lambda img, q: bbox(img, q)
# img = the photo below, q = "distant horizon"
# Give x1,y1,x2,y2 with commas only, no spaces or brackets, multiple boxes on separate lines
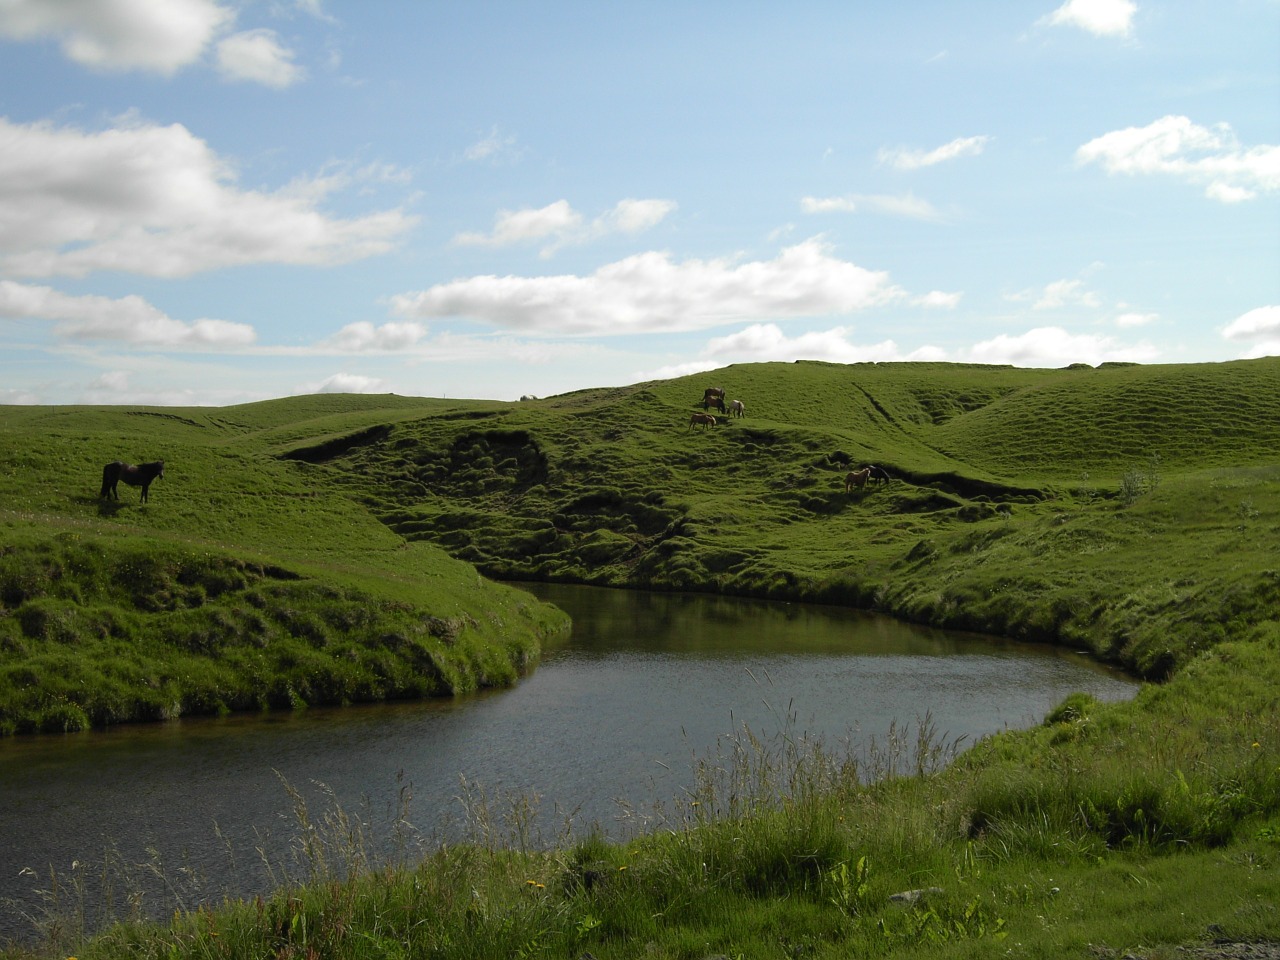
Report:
1,1,1277,407
5,353,1273,410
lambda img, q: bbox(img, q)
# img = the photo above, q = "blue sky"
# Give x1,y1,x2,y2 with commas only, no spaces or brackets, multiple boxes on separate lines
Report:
1,0,1277,406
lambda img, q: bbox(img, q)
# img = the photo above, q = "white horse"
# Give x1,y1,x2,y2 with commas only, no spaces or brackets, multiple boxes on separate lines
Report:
728,399,745,418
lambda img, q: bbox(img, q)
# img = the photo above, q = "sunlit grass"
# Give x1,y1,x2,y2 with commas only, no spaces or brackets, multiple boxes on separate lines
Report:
1,358,1278,956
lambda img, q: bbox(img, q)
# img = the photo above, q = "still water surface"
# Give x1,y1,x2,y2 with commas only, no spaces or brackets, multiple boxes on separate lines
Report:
0,584,1137,936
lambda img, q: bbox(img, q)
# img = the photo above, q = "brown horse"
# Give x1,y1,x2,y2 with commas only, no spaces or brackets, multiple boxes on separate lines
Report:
702,386,724,403
688,412,718,430
844,467,871,492
100,460,164,502
703,395,726,413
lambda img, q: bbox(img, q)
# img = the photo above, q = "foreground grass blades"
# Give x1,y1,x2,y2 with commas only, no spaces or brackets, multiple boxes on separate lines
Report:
1,359,1278,956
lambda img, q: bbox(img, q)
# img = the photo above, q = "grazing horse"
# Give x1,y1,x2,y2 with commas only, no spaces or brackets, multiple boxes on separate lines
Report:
867,464,891,485
702,386,725,404
727,399,745,418
844,467,871,492
688,412,718,430
703,395,726,413
100,460,164,503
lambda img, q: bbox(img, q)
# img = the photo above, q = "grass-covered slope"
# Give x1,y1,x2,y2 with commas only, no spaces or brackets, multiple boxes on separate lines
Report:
0,395,567,734
3,360,1279,958
296,358,1280,678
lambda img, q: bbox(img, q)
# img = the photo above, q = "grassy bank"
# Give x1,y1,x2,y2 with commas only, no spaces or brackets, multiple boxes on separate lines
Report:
2,358,1278,956
0,395,568,734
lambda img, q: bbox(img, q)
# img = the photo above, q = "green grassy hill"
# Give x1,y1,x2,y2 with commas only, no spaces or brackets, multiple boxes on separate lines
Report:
2,358,1279,958
3,358,1277,732
0,394,565,734
280,357,1279,678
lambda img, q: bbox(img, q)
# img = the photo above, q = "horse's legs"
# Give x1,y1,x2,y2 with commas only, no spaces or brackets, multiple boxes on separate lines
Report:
100,465,118,499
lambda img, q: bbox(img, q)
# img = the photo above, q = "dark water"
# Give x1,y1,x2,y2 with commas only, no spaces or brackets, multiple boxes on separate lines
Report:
0,584,1137,939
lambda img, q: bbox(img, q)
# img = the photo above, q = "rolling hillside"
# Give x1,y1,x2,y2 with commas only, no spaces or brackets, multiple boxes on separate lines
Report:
2,357,1277,736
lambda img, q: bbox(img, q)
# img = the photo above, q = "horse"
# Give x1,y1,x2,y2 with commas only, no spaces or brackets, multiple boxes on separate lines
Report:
702,386,725,403
844,467,871,492
867,464,891,485
100,460,165,502
727,399,745,418
703,395,726,413
688,413,718,430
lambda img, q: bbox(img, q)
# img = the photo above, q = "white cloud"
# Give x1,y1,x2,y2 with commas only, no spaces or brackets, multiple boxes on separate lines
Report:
963,326,1158,366
0,0,233,74
1042,0,1137,37
320,320,428,352
639,359,726,382
1222,305,1280,359
303,373,387,394
635,325,947,383
599,198,678,235
1115,311,1157,328
215,29,304,88
453,198,676,255
392,238,903,336
915,290,963,309
80,370,202,405
702,323,943,364
0,280,256,347
877,135,991,170
1032,279,1102,310
801,192,944,221
464,126,519,163
0,117,415,278
1076,115,1280,202
454,200,583,247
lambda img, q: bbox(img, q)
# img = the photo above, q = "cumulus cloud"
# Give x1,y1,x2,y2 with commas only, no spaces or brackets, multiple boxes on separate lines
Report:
0,0,233,74
1076,115,1280,202
453,198,676,256
703,323,944,364
800,192,943,221
963,326,1158,366
319,320,428,352
1222,305,1280,359
1042,0,1137,37
0,280,256,347
877,135,991,170
215,29,304,88
915,290,963,309
0,116,415,278
1032,279,1102,310
303,373,388,394
392,238,903,336
454,200,582,247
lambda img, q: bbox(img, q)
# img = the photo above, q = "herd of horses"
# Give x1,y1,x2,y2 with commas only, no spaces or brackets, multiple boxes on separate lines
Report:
99,459,164,503
689,386,892,494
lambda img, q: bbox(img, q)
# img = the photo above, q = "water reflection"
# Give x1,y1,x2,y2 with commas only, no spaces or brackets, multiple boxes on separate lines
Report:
0,584,1136,939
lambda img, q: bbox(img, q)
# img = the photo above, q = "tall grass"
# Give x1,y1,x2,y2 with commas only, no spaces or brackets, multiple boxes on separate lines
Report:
7,674,1275,958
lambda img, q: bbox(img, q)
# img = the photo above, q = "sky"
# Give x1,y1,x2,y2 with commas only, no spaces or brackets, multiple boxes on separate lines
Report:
0,0,1277,407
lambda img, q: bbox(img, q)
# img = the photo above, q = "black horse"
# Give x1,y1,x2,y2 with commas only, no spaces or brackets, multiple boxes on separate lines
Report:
866,464,892,486
100,460,165,502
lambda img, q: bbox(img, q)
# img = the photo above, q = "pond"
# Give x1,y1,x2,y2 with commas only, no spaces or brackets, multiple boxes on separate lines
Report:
0,584,1137,939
